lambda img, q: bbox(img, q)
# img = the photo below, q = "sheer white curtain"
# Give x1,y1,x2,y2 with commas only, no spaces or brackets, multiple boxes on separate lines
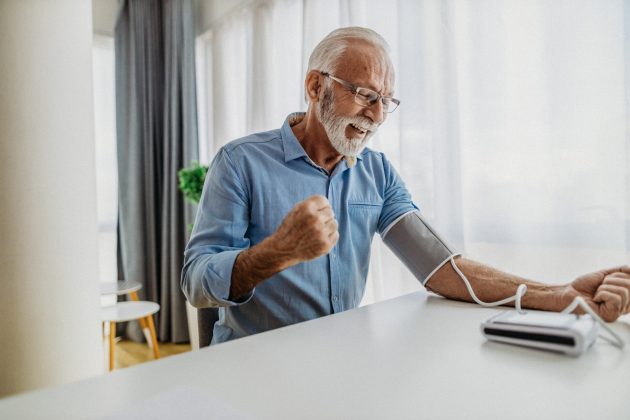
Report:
197,0,630,305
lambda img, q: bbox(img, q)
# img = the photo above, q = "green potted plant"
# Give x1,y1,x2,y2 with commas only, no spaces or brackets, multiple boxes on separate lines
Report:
178,161,208,205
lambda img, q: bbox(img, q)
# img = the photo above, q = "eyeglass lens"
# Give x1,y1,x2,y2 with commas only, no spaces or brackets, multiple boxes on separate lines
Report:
355,88,398,113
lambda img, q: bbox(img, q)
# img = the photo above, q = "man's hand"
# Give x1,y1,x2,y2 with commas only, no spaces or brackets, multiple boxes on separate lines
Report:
563,266,630,322
229,195,338,300
271,195,339,263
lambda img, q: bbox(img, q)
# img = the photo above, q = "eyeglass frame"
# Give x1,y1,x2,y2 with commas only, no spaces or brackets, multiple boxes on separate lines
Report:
319,71,400,114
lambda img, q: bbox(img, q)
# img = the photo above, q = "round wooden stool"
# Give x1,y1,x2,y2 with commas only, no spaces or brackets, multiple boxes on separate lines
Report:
100,281,160,371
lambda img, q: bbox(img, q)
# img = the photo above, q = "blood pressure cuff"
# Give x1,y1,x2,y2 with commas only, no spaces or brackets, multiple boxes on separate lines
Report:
381,211,460,285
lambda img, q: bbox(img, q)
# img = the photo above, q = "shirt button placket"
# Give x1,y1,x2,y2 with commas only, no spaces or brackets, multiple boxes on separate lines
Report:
327,180,339,312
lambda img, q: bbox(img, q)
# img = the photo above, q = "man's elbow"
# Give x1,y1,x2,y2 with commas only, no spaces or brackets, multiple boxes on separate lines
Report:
182,260,230,308
181,262,211,308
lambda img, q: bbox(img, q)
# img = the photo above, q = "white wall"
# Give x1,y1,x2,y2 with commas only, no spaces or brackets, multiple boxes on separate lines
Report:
0,0,103,397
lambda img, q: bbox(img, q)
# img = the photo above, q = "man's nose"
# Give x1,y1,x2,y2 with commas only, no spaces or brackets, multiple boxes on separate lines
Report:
364,99,386,125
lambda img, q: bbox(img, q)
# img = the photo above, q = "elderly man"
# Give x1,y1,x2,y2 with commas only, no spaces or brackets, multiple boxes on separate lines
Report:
182,27,630,345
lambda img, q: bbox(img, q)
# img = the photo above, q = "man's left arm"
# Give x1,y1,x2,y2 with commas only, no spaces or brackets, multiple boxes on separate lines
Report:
374,154,630,322
426,257,630,322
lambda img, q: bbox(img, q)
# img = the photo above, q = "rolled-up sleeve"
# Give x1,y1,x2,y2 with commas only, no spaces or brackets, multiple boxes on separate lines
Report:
181,148,254,308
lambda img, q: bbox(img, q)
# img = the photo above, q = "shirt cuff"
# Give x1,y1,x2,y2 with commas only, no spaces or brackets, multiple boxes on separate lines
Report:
202,249,255,306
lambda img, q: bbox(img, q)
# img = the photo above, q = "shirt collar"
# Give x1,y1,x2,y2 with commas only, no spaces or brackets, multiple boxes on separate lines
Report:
281,112,365,163
281,113,309,162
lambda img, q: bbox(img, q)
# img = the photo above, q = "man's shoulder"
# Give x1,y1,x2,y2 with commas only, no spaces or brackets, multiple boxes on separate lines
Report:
221,128,283,156
355,147,401,182
359,146,388,166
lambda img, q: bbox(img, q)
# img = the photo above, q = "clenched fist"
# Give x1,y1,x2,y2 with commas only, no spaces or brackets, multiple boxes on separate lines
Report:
564,265,630,322
272,195,339,263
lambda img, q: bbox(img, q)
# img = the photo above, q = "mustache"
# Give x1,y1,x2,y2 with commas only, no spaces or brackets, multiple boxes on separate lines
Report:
340,116,379,132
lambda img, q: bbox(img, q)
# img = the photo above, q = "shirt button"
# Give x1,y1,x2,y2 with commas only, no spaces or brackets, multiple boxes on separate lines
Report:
332,295,338,302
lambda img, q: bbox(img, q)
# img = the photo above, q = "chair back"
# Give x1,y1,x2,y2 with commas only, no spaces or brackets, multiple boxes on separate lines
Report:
197,307,219,348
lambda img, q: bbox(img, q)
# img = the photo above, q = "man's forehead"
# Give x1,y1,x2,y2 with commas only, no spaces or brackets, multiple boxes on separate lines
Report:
335,41,394,92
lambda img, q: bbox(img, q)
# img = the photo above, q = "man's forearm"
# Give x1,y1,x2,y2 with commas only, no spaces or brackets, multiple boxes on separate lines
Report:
230,235,299,300
425,257,571,312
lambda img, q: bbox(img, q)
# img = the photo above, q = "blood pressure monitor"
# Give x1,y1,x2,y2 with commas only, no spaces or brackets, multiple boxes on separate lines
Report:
481,310,599,356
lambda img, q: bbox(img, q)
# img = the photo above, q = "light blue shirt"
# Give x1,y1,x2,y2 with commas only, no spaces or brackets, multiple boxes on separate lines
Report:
181,113,418,344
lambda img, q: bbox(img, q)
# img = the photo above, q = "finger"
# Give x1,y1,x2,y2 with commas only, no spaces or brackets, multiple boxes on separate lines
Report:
596,284,629,313
316,203,333,213
593,290,623,322
604,271,630,283
306,195,330,210
602,277,630,312
319,208,335,221
325,218,338,232
601,265,630,276
329,229,340,244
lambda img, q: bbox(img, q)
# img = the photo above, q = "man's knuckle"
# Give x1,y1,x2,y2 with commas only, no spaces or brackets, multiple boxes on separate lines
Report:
309,195,325,205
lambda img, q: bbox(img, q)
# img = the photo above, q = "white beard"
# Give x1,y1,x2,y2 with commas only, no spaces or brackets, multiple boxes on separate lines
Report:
315,86,379,158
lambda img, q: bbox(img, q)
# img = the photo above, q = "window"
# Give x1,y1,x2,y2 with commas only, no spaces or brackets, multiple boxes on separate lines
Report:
195,1,630,302
92,35,118,287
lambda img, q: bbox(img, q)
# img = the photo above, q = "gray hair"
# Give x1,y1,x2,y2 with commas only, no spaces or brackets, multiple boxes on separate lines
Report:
305,27,393,101
307,27,391,74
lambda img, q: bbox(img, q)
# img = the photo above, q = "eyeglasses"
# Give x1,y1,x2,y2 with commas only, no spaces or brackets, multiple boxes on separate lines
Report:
320,71,400,114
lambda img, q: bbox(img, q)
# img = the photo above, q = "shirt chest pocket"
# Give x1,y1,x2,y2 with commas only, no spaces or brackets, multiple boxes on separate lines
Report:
347,200,383,236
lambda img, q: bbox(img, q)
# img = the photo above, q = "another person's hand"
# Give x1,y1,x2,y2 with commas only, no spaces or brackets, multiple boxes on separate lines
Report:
272,195,339,263
563,266,630,322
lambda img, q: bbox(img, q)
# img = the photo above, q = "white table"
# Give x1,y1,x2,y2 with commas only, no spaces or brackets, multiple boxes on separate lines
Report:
99,281,142,296
1,292,628,419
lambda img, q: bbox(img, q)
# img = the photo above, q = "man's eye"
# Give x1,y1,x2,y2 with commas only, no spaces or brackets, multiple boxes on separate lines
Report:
357,91,372,101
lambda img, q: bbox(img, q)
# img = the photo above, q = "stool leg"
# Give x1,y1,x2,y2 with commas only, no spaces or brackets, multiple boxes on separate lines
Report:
130,290,152,348
129,291,148,329
102,322,107,370
109,321,116,371
145,314,160,359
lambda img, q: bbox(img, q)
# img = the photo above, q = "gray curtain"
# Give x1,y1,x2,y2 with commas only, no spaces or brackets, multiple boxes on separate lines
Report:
115,0,198,343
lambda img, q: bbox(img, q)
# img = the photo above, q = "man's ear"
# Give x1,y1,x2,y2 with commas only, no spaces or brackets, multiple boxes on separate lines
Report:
305,70,322,103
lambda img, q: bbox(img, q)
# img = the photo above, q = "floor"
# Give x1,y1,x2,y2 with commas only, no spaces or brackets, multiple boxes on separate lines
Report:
113,339,191,370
